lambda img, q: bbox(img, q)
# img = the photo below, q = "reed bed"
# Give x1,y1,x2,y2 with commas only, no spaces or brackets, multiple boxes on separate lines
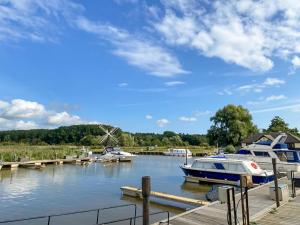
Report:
0,145,82,162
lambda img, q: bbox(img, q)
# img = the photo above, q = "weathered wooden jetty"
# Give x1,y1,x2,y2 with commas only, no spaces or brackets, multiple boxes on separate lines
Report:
256,195,300,225
121,186,210,206
156,177,299,225
0,157,94,170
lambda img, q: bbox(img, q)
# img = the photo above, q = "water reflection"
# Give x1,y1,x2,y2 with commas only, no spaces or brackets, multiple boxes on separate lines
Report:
0,156,210,224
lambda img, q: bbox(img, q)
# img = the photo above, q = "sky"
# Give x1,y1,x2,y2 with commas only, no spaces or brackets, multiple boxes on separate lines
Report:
0,0,300,134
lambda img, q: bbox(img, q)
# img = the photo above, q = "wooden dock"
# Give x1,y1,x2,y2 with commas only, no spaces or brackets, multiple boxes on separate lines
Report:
0,157,94,170
255,195,300,225
156,177,295,225
121,186,209,206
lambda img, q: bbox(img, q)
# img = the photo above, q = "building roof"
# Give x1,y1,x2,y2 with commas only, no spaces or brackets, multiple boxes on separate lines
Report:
243,132,300,144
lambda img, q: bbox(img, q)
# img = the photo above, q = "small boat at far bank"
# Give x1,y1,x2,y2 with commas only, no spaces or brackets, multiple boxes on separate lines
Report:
181,157,274,185
163,148,192,157
103,147,135,162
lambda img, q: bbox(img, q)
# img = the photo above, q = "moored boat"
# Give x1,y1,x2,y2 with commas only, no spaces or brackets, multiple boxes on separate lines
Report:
103,147,135,162
163,148,192,157
181,157,274,185
222,133,300,172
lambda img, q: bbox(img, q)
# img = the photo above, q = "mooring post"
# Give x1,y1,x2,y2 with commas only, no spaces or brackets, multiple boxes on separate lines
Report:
142,176,151,225
185,149,188,165
272,158,280,207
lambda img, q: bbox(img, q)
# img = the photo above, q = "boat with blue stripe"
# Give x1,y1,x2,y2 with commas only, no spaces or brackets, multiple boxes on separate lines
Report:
223,133,300,172
181,157,274,185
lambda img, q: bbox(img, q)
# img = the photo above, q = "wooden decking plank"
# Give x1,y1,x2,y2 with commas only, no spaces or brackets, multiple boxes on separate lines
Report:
155,178,293,225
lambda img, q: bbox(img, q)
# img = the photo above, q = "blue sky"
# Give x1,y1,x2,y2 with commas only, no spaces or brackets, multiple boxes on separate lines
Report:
0,0,300,134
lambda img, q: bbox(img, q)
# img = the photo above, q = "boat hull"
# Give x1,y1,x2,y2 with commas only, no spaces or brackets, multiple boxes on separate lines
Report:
181,167,274,184
163,153,192,157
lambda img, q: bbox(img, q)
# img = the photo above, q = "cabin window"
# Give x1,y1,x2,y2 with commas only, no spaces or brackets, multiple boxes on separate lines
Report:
193,162,216,169
214,163,225,170
238,150,251,155
275,152,288,162
253,151,270,157
286,152,295,161
226,164,246,172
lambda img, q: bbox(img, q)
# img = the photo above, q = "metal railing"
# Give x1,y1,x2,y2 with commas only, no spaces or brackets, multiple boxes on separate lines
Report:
0,204,137,225
96,211,170,225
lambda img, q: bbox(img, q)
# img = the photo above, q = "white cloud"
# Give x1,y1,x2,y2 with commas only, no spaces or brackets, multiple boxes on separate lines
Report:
0,100,9,109
47,111,83,126
252,103,300,114
0,118,38,130
0,99,45,119
291,56,300,74
265,95,287,102
194,110,211,117
153,0,300,71
0,98,93,130
236,77,285,94
0,0,83,42
165,81,186,86
1,1,188,77
118,82,128,87
76,17,188,77
113,0,138,4
179,116,197,122
218,88,233,96
156,118,170,127
247,94,287,105
145,115,153,120
263,78,285,86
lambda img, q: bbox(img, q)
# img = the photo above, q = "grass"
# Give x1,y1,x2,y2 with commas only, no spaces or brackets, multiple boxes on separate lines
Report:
0,145,82,162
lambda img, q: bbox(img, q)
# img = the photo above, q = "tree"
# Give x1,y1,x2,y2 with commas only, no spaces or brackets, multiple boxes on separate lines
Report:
120,133,135,147
207,104,258,147
265,116,300,136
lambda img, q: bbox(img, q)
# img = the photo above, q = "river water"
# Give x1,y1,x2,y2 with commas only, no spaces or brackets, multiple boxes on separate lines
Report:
0,156,211,225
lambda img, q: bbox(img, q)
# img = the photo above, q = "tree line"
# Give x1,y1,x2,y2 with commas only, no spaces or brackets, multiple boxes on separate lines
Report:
0,104,298,148
0,124,208,147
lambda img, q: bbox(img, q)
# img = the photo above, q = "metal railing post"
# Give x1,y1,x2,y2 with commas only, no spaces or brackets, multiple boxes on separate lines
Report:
47,216,51,225
245,187,249,225
133,204,137,225
96,209,100,224
231,188,237,225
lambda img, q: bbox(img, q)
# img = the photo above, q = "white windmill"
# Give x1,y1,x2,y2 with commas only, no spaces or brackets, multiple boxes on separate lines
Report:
98,124,119,146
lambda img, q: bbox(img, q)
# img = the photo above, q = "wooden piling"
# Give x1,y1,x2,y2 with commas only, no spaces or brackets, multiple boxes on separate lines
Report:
142,176,150,225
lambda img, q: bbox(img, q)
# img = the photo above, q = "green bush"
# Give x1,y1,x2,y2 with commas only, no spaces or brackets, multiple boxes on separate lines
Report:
224,145,236,153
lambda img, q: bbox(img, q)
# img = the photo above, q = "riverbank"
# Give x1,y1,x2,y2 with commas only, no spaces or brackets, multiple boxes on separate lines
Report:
0,145,81,162
0,145,216,162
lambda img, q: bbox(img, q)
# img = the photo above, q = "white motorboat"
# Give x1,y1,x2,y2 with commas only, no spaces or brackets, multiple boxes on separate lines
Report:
103,147,135,162
163,148,192,157
181,157,274,184
221,133,300,172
